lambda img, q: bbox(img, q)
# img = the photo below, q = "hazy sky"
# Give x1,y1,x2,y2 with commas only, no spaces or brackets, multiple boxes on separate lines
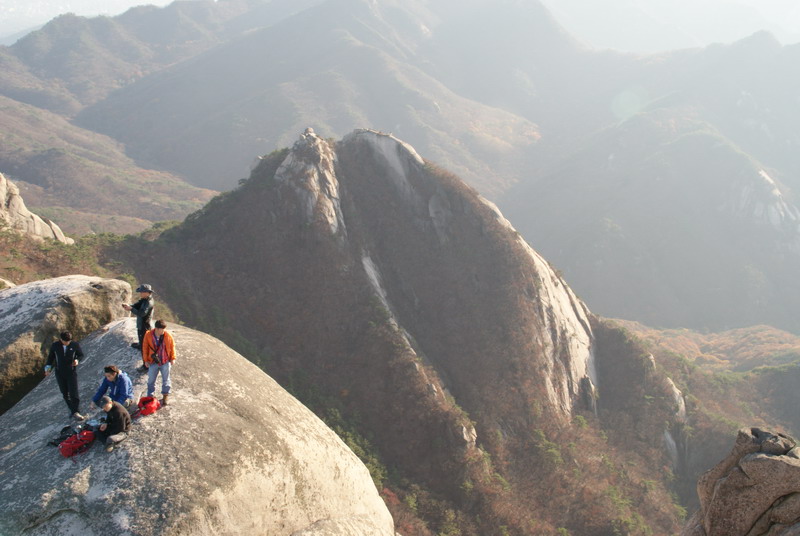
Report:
540,0,800,52
1,0,800,51
0,0,173,39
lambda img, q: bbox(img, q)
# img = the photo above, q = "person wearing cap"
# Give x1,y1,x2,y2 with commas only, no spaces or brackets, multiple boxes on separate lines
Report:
90,365,134,410
96,395,131,453
142,319,176,406
123,283,155,371
44,330,86,421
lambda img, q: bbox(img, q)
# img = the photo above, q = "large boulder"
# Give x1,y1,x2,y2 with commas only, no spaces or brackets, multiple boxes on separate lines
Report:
0,172,73,244
682,427,800,536
0,318,395,536
0,275,130,412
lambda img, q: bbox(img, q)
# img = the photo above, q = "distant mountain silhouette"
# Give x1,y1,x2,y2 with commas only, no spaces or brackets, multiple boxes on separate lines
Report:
74,0,539,193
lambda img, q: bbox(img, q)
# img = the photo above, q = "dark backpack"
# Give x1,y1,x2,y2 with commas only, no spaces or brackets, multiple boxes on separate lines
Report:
48,425,76,447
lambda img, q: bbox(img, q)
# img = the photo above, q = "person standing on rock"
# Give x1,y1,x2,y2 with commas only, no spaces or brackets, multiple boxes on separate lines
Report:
44,330,85,421
89,365,134,410
96,395,131,453
143,319,176,406
122,283,154,372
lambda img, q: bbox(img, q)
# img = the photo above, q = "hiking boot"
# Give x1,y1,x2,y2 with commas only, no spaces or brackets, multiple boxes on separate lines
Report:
131,343,141,349
161,394,169,407
72,412,86,421
105,443,114,453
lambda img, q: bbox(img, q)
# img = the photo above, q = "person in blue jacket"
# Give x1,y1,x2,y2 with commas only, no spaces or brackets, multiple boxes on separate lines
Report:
90,365,134,410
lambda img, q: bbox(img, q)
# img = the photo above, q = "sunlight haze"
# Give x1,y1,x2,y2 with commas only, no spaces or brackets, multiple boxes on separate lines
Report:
540,0,800,52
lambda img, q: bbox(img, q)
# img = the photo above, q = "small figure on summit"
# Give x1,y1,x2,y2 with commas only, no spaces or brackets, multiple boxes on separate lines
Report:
123,283,154,371
90,365,134,411
143,319,176,406
44,330,85,421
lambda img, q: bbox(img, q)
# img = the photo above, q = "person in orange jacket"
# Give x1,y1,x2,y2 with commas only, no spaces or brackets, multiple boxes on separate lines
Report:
142,319,176,406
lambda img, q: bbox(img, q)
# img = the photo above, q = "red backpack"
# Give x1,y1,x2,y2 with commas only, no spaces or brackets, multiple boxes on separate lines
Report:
59,430,95,457
137,396,161,416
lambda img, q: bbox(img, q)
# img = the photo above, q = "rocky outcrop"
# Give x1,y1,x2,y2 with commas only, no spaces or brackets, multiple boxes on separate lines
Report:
731,170,800,235
274,128,346,237
0,275,130,412
0,277,16,290
0,318,395,536
682,428,800,536
0,172,73,244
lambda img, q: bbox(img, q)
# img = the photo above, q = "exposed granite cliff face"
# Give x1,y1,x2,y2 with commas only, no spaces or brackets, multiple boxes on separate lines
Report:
0,275,130,413
682,428,800,536
0,318,395,536
0,172,73,244
333,129,597,419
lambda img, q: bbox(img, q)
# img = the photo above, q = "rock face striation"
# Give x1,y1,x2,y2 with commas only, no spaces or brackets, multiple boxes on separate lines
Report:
0,317,395,536
0,275,130,413
0,172,73,244
682,428,800,536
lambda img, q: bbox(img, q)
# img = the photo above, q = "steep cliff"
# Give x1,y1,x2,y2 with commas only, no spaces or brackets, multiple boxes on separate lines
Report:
0,317,395,536
124,129,684,534
0,275,130,414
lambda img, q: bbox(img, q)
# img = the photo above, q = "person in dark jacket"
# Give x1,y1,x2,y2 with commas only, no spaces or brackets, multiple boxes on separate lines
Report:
90,365,134,410
123,283,154,371
44,330,85,420
96,395,131,453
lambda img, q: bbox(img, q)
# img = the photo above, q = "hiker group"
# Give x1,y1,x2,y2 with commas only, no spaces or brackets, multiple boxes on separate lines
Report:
45,283,176,453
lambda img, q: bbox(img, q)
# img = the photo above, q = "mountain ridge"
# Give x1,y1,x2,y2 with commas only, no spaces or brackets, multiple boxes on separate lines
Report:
113,128,685,534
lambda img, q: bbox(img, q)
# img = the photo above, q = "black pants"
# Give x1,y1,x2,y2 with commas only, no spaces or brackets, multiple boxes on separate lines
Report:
136,326,150,350
96,429,128,445
55,371,80,414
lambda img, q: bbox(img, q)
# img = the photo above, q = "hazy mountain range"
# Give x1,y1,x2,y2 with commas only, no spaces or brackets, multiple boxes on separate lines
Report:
2,0,800,333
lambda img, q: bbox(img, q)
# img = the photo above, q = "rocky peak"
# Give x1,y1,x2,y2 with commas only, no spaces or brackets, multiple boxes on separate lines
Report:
271,127,346,237
0,172,73,244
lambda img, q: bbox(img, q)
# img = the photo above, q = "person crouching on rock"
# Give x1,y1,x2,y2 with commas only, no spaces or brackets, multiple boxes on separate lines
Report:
143,319,176,406
90,365,134,411
44,330,86,421
96,395,131,453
